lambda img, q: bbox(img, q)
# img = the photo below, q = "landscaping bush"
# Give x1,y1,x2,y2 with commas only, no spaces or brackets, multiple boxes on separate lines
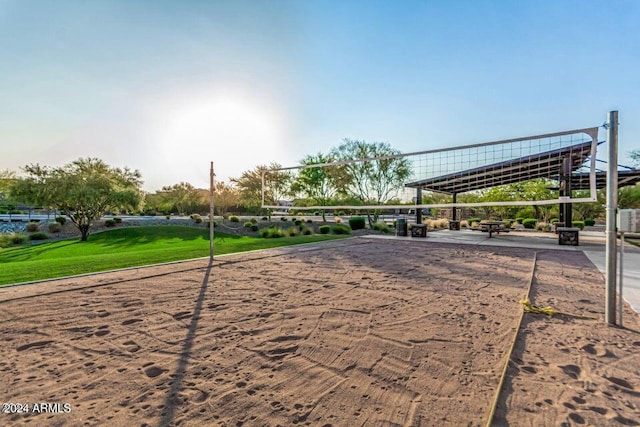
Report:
549,218,559,224
460,220,469,228
11,233,26,245
306,219,313,224
113,217,123,224
47,222,62,233
294,219,303,226
29,232,49,241
259,226,286,238
584,218,595,226
192,215,203,224
372,221,389,233
314,211,321,216
229,215,240,222
26,222,40,232
206,221,218,228
280,217,288,222
244,221,253,228
331,224,352,235
250,224,259,232
335,217,343,224
287,227,299,237
536,222,551,232
319,225,330,234
467,217,481,225
261,216,268,221
300,226,313,235
55,216,67,225
522,218,537,229
573,220,585,230
104,219,116,227
348,217,366,230
515,217,524,224
250,218,258,224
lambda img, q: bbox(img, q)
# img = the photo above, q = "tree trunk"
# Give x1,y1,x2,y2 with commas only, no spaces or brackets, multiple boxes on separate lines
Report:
79,224,90,241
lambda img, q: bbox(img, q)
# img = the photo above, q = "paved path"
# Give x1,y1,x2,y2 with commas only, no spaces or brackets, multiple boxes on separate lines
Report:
365,229,640,314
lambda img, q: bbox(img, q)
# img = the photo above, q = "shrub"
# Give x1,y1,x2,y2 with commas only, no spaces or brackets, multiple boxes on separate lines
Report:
306,219,313,224
104,219,116,227
331,224,352,235
25,222,39,232
280,217,288,222
287,227,299,237
223,214,229,220
47,222,62,233
250,224,259,232
467,217,481,225
259,226,286,238
113,217,123,223
314,211,321,216
536,222,551,232
250,218,258,224
300,226,313,235
294,219,302,226
229,215,240,222
11,233,27,245
29,232,49,241
166,215,171,220
348,217,366,230
291,217,297,222
584,218,595,226
522,218,537,229
319,225,330,234
372,221,389,233
460,220,469,228
244,221,253,228
334,217,343,224
515,217,524,224
573,220,585,230
549,218,559,224
55,216,67,225
261,216,268,221
206,221,219,228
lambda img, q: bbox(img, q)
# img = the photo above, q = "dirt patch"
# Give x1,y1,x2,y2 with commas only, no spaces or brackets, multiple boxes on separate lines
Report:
0,238,638,426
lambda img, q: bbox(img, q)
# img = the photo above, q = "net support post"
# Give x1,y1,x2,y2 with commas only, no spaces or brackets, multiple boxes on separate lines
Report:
209,161,215,262
605,111,618,325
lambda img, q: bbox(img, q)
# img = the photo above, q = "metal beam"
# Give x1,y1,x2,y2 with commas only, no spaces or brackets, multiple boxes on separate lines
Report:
605,111,618,325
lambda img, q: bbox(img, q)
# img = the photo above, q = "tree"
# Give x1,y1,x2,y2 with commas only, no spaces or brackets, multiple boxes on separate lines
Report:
157,182,204,215
331,139,411,225
291,153,346,221
232,163,292,214
630,150,640,167
213,181,239,216
0,169,17,205
11,158,143,241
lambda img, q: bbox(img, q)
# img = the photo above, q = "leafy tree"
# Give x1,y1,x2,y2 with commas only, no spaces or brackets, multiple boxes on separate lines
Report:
629,150,640,167
0,169,17,205
213,181,239,216
158,182,204,215
331,139,411,225
232,163,292,214
11,158,143,241
291,153,346,221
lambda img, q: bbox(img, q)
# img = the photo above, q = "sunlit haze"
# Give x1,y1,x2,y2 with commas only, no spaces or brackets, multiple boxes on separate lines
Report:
1,1,638,191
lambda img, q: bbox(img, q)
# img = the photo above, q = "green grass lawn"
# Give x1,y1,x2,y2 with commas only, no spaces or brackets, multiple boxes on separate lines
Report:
0,226,347,286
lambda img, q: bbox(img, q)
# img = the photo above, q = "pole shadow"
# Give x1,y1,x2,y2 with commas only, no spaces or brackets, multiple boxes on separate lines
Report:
159,259,213,427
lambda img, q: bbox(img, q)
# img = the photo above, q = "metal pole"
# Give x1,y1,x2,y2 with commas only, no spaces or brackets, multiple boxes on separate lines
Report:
619,232,624,327
605,110,618,325
209,162,215,262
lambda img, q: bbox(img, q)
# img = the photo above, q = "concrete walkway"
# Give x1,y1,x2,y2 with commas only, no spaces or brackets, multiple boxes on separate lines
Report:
365,229,640,315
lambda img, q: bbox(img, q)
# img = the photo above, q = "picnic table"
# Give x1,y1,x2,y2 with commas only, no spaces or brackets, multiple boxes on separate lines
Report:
481,221,506,238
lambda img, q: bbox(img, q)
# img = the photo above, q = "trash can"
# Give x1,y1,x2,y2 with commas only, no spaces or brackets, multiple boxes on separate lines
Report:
449,220,461,231
396,218,408,236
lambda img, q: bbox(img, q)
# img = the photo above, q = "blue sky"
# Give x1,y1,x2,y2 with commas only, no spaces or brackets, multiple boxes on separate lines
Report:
0,0,638,191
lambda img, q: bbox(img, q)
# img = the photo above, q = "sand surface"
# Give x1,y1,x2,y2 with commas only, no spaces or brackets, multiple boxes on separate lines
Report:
1,237,638,426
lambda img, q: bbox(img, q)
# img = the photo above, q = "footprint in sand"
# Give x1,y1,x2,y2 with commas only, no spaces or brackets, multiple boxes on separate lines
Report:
560,364,581,379
122,318,143,326
144,365,164,378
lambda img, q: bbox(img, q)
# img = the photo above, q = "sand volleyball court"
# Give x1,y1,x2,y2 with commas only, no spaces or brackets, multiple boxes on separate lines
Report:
1,238,639,426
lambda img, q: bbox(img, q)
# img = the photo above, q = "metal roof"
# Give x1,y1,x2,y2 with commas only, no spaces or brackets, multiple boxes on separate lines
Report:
571,170,640,190
405,141,596,194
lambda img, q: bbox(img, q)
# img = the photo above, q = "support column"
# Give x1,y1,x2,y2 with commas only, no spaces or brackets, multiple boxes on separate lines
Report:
452,193,457,221
562,157,572,227
605,111,618,325
416,188,423,224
